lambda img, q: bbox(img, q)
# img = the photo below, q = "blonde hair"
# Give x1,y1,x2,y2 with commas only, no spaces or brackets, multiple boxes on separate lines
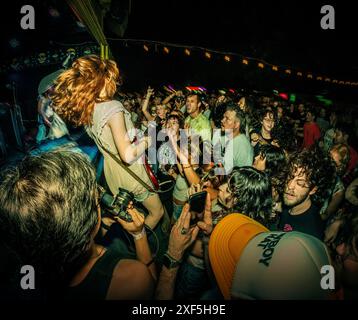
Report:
51,55,120,126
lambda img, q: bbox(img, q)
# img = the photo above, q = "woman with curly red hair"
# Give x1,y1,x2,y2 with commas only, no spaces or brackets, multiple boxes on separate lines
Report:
52,55,165,230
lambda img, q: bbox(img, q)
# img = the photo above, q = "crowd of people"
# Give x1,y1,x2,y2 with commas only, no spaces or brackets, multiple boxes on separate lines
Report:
0,55,357,300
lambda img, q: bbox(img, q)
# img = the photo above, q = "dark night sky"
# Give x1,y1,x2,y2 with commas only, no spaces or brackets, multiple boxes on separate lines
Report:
124,0,357,79
0,0,357,105
1,1,357,75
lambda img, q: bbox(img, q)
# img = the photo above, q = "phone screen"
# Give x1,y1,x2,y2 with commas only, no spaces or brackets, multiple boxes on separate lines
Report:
188,191,207,213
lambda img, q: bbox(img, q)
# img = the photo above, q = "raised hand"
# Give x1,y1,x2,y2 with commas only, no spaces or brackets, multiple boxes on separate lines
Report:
146,86,154,98
167,204,200,261
115,202,145,235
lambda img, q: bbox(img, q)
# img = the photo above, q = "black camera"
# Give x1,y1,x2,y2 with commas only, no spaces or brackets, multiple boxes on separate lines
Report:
98,186,134,222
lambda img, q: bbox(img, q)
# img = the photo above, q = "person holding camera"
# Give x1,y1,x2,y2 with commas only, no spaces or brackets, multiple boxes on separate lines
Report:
0,150,155,300
52,55,166,231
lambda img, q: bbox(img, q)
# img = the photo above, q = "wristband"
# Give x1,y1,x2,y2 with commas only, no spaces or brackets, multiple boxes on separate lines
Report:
130,227,146,241
162,252,182,269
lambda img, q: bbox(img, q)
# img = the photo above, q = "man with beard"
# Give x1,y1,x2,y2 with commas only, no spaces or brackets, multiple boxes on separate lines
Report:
278,148,336,240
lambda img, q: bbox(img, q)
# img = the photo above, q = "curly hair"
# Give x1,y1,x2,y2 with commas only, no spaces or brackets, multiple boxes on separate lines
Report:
51,55,120,126
228,166,272,225
0,150,98,296
271,121,298,154
287,146,337,205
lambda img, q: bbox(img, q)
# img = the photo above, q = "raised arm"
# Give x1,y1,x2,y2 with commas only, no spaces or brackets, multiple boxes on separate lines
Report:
155,204,199,299
168,133,201,185
162,90,183,105
142,87,156,122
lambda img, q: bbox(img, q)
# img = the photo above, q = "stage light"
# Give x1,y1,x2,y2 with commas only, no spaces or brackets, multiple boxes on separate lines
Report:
258,62,264,69
205,52,211,59
307,74,313,79
332,79,338,83
143,44,149,52
317,76,323,80
272,66,278,71
290,94,296,103
285,69,291,74
279,93,288,100
242,59,248,65
185,48,191,56
297,72,303,76
186,86,204,91
163,47,170,54
325,78,331,82
224,55,231,62
345,81,351,85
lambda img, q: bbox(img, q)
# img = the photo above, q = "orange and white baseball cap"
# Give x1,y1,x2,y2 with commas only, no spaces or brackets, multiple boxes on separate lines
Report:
208,213,268,299
209,213,333,300
230,231,333,300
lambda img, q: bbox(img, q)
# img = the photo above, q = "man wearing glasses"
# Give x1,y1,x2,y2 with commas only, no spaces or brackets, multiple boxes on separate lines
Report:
278,148,336,240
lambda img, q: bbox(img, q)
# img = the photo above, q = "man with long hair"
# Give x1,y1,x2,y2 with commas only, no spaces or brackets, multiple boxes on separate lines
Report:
279,147,336,240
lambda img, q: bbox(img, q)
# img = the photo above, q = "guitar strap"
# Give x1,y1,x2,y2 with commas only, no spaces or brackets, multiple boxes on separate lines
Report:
95,137,158,194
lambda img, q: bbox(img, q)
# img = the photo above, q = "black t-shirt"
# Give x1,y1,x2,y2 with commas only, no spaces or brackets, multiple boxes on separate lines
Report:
65,248,131,300
254,134,273,156
278,204,324,240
